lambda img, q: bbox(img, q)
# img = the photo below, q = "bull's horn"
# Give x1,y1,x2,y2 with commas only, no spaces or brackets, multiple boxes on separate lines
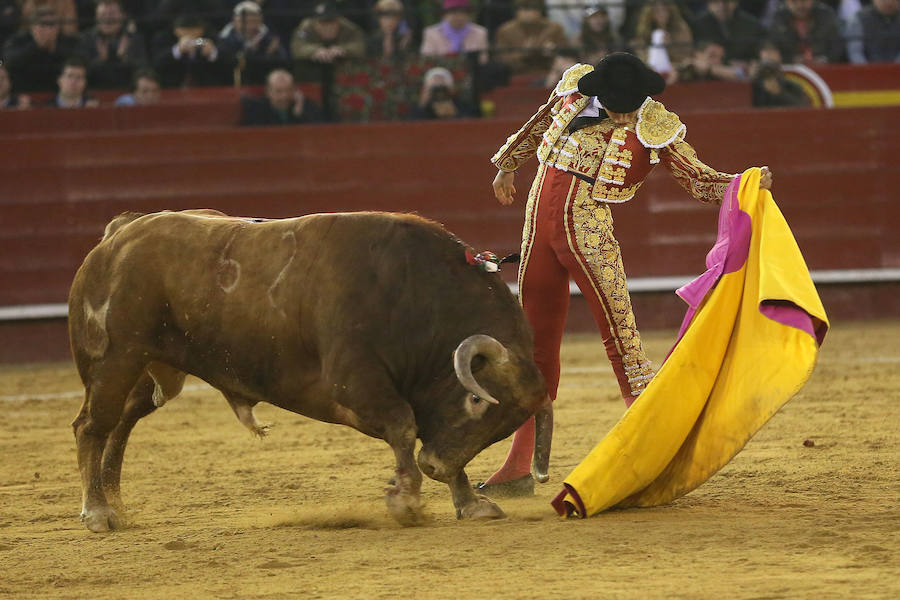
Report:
532,399,553,483
453,334,510,405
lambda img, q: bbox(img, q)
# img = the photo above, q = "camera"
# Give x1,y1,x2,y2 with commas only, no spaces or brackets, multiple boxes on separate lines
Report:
430,85,451,102
194,38,205,46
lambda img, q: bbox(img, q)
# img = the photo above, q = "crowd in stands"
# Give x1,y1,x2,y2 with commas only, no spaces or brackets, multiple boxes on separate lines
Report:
0,0,897,119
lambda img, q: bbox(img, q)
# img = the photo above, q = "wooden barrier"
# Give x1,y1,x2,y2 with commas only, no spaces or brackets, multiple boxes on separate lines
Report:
1,105,898,362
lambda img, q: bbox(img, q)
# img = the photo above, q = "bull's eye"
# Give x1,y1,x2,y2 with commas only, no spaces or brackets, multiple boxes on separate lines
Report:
464,393,489,419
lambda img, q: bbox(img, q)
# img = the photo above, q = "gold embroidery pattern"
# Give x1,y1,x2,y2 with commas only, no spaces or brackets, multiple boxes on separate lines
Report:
566,183,655,395
552,121,614,176
537,95,590,165
661,139,735,205
591,182,642,203
554,63,594,95
517,164,548,305
636,99,685,148
491,92,557,172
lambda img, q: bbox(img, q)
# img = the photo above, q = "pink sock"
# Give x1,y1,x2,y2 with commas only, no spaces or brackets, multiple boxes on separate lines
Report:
484,416,535,484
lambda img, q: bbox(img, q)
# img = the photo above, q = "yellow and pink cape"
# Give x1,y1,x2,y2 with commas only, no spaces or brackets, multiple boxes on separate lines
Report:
552,168,829,517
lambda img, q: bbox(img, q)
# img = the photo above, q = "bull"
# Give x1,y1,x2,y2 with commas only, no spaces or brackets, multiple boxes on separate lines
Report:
69,209,550,532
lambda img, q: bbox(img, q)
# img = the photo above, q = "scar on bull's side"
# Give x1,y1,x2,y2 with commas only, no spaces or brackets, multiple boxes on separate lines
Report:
216,232,241,293
82,297,111,358
267,231,297,319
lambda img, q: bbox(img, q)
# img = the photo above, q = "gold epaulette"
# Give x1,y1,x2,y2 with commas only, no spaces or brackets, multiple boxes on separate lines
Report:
554,63,594,97
635,99,686,149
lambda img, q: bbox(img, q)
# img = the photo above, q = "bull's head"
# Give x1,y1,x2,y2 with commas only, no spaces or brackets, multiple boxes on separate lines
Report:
414,334,548,483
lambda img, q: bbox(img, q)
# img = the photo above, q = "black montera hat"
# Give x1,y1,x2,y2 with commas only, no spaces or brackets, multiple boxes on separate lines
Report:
577,52,666,113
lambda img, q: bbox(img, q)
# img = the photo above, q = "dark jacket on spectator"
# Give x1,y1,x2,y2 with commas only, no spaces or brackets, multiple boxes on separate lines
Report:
365,28,414,60
2,30,83,92
151,28,236,87
752,76,811,108
79,27,148,89
691,9,765,63
240,95,324,126
1,93,27,108
770,1,845,63
0,0,21,49
218,23,288,86
45,93,97,108
846,5,900,64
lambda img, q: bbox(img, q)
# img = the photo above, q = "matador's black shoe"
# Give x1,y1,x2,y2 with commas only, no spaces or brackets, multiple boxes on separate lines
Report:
472,474,535,498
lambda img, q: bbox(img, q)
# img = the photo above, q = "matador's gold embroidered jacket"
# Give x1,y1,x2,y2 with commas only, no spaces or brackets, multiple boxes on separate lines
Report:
491,63,735,205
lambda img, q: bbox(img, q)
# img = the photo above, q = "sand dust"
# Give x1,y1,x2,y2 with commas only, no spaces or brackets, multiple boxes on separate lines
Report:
0,321,898,599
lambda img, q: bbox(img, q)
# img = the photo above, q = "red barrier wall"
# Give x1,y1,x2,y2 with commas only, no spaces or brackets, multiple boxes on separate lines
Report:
1,105,898,362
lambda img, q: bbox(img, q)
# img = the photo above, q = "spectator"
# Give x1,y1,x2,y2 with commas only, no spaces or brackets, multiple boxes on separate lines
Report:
46,56,98,107
770,0,845,63
580,5,621,65
495,1,554,73
752,60,811,106
495,0,569,75
0,0,21,48
543,46,580,87
150,0,230,37
0,61,31,108
218,1,287,85
290,0,365,73
675,39,743,81
420,0,489,63
79,0,147,89
114,67,160,105
413,65,475,119
691,0,765,64
846,0,900,63
21,0,78,36
151,14,236,87
631,0,694,68
544,0,587,38
366,0,413,60
2,6,82,92
246,0,295,50
241,67,323,125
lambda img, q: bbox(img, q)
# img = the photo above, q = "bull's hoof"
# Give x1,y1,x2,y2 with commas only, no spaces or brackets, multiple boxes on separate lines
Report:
385,489,424,527
81,505,123,533
456,496,506,520
472,474,535,498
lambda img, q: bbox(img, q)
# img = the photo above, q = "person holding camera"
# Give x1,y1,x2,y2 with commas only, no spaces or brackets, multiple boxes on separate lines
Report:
413,66,475,120
151,14,235,87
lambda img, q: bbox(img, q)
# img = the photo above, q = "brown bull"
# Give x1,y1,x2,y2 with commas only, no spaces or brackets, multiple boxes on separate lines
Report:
69,209,550,531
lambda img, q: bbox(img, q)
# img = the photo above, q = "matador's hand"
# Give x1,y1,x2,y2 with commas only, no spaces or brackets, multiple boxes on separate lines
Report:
493,170,516,205
760,166,773,190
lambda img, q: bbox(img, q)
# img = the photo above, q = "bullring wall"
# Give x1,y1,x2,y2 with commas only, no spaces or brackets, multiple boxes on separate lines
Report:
1,105,898,362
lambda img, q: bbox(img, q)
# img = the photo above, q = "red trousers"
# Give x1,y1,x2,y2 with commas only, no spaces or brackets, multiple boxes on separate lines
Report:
518,165,655,401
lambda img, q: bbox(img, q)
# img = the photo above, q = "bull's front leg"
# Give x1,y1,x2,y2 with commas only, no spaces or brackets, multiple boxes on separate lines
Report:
385,429,424,526
450,469,506,520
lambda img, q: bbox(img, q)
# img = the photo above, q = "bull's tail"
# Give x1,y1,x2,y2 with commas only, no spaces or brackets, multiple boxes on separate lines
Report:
103,212,146,240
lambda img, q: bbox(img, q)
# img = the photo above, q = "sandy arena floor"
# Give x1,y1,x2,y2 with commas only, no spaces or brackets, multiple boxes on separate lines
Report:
0,320,898,599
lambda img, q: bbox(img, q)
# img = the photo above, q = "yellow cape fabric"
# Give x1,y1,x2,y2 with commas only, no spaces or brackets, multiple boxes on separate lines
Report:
556,168,829,517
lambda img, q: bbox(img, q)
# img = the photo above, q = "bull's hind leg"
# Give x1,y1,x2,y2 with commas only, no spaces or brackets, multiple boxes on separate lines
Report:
224,393,272,437
100,363,185,519
72,358,145,532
